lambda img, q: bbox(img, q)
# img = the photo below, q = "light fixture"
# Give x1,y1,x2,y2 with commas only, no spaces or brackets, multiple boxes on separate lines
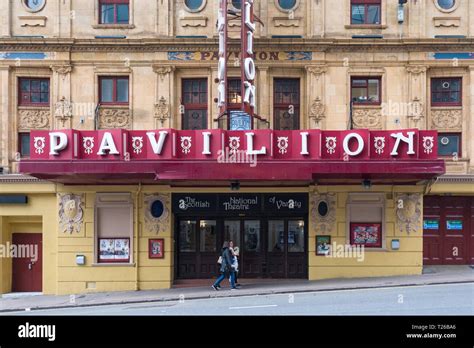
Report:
231,181,240,191
362,179,372,190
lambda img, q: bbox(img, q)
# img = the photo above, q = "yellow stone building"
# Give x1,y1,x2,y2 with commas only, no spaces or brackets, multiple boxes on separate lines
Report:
0,0,472,295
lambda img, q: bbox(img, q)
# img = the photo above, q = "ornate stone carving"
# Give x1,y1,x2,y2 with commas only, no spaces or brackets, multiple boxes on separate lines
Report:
144,194,170,234
59,193,84,234
273,17,301,27
395,193,422,234
431,109,462,130
407,97,424,127
18,109,50,130
352,108,382,129
54,96,73,127
310,193,336,234
154,66,175,81
306,66,327,78
309,97,325,126
50,64,73,76
154,96,170,126
98,108,131,129
180,17,208,27
406,65,427,75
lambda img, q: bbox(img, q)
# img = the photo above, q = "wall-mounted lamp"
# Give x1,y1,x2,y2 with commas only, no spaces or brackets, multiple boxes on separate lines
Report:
231,181,240,191
362,179,372,190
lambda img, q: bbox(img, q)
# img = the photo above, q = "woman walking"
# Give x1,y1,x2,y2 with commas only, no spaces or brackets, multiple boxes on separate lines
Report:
212,241,237,290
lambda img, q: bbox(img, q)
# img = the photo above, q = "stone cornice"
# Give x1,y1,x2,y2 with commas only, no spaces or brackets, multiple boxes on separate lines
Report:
436,174,474,183
2,38,474,53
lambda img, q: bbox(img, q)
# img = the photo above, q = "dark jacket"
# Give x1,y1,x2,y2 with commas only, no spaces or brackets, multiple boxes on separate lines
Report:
219,247,233,273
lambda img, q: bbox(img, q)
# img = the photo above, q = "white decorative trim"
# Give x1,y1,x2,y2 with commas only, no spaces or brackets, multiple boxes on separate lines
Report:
277,137,289,154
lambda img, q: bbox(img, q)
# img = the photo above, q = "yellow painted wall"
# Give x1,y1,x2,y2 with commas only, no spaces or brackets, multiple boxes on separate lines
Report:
308,185,424,281
0,187,57,295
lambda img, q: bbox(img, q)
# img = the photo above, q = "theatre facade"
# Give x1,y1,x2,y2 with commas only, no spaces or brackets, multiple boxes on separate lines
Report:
0,0,473,295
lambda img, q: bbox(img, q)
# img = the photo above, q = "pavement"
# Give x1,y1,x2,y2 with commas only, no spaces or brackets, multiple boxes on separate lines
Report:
0,265,472,313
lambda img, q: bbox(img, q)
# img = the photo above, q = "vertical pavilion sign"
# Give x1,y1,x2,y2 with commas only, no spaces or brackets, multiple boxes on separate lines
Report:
217,0,228,118
218,0,257,130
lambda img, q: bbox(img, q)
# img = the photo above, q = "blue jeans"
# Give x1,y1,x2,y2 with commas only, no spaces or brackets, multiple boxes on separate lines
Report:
213,270,236,288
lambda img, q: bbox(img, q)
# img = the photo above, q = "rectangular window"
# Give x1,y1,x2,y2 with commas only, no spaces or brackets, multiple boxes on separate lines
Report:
100,0,129,24
431,78,462,107
227,78,242,109
438,133,461,157
96,193,133,264
19,78,50,106
18,133,30,157
351,0,381,25
99,76,129,104
347,194,384,249
182,78,208,130
351,77,381,105
274,78,300,130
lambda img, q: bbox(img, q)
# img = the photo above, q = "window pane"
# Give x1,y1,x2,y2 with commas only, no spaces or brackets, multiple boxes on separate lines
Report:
438,134,460,156
352,79,367,87
437,0,455,10
268,220,284,252
40,80,49,92
232,0,242,10
117,4,129,24
351,5,365,24
101,4,115,24
185,0,204,10
244,220,260,252
20,79,30,92
288,220,305,253
278,0,297,10
40,92,49,103
367,5,380,24
116,78,129,102
224,221,241,248
352,87,367,102
100,79,114,102
20,133,30,157
31,80,41,91
200,220,216,252
31,93,41,103
179,220,197,252
368,79,380,102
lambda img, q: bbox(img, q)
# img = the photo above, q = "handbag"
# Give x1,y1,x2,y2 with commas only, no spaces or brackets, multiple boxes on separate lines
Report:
217,256,223,264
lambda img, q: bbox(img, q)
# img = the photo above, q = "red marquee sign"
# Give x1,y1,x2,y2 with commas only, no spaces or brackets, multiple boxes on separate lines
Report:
28,129,438,161
22,129,444,183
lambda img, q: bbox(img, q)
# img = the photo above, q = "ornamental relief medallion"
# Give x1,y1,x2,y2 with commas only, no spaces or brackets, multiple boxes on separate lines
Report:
395,194,421,234
309,97,325,125
58,193,84,234
18,109,50,130
98,108,131,129
431,109,462,130
310,192,336,234
144,194,170,235
352,108,382,129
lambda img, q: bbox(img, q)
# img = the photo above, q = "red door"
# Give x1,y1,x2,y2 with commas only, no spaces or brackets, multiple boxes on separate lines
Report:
12,233,42,292
423,197,470,265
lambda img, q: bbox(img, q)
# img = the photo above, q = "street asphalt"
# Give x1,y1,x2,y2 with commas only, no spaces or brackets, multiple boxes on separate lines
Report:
6,282,473,316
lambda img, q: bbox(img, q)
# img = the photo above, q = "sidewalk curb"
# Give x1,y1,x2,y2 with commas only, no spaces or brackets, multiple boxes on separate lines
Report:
1,280,472,313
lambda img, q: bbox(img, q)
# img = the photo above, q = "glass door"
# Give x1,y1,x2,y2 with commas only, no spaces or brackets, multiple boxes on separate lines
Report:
178,219,197,278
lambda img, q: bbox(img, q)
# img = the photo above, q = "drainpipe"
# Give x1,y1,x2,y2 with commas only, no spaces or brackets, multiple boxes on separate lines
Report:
134,182,142,291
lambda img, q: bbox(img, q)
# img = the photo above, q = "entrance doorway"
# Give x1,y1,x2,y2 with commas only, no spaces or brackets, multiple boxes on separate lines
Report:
12,233,43,292
423,196,473,265
176,218,307,279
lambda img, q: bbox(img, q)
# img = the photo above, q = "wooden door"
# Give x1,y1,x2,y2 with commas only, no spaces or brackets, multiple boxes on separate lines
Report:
12,233,42,292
